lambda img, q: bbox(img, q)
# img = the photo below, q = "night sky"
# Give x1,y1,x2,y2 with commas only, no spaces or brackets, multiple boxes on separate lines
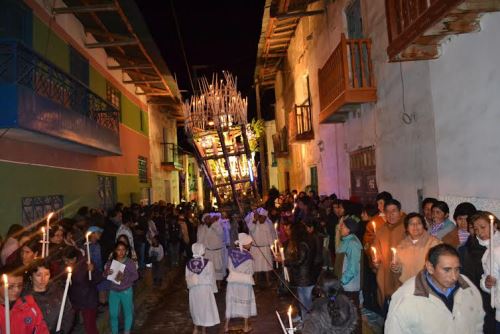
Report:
135,0,272,118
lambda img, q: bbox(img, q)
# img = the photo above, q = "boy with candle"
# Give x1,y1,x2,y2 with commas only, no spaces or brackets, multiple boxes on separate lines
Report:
224,233,256,333
0,265,49,334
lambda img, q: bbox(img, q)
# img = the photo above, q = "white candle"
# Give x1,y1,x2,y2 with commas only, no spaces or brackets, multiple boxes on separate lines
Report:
371,246,378,262
3,274,10,334
85,232,92,280
41,227,46,258
274,223,278,234
391,247,397,265
46,212,53,257
287,305,293,331
490,214,495,309
56,267,72,332
371,221,376,234
275,310,287,334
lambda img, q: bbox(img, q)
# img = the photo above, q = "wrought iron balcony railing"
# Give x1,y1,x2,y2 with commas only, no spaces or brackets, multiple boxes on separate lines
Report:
294,102,313,141
0,40,119,133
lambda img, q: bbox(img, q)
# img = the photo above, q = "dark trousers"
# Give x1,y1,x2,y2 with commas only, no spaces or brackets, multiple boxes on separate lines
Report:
76,308,98,334
344,291,362,334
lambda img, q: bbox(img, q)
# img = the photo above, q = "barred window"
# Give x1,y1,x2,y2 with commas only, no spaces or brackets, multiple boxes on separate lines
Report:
22,195,63,226
138,156,148,183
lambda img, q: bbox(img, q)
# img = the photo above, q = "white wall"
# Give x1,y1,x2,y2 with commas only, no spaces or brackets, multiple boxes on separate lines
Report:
264,120,279,190
429,12,500,215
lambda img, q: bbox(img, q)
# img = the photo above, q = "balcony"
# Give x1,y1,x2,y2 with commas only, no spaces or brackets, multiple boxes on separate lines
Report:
318,34,377,124
290,102,314,141
386,0,500,61
161,143,183,171
0,41,121,155
272,126,289,157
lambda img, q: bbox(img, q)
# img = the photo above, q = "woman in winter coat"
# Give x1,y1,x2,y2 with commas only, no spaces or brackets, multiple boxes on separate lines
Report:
302,271,358,334
25,259,75,334
103,241,139,334
391,213,441,285
462,211,500,334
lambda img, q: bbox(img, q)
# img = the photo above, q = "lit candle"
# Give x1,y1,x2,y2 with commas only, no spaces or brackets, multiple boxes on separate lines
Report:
275,310,287,334
371,246,378,262
41,227,46,258
46,212,53,257
85,232,92,280
274,223,278,234
280,247,289,281
56,267,72,332
3,274,10,334
391,247,397,265
371,221,376,234
287,305,293,331
490,214,495,309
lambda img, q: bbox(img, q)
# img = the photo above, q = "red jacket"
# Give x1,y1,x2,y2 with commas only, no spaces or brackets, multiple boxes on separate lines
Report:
0,295,49,334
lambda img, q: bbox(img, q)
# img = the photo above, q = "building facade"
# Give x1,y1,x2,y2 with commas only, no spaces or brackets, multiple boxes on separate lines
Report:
257,0,500,214
0,0,199,232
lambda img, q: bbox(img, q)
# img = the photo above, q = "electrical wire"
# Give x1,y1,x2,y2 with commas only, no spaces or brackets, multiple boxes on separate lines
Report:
399,62,413,125
169,0,195,94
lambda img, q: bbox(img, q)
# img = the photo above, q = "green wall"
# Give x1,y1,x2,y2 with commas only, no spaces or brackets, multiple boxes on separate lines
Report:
89,67,107,99
32,16,69,72
0,161,147,235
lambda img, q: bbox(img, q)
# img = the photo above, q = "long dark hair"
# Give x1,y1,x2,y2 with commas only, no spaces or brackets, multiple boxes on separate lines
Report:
112,241,131,260
287,222,308,256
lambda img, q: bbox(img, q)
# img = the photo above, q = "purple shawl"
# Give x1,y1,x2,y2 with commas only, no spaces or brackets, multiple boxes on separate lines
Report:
187,258,209,274
228,248,252,268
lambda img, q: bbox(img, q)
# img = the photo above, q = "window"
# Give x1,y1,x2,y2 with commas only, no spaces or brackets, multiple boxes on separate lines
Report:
0,0,33,45
271,152,277,167
22,195,63,227
106,82,121,111
310,166,318,194
69,46,89,85
98,175,116,210
138,156,148,183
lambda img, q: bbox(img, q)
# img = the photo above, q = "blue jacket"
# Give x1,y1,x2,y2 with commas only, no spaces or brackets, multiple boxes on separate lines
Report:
338,233,362,291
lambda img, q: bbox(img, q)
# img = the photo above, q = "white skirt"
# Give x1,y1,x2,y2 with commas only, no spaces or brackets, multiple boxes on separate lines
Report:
225,283,257,319
250,246,272,272
189,285,220,327
205,248,225,280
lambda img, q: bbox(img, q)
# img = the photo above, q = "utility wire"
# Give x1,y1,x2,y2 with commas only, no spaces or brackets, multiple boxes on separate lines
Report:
169,0,195,94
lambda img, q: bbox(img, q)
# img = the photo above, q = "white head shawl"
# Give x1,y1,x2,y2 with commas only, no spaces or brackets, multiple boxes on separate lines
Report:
192,243,205,258
234,233,253,252
256,207,268,217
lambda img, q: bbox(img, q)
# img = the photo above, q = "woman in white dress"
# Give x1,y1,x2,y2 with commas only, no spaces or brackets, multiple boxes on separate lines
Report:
225,233,257,333
186,243,220,334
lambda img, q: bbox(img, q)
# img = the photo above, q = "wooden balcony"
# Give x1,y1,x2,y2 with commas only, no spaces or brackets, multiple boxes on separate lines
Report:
319,34,377,123
386,0,500,61
161,143,183,171
290,103,314,141
272,126,289,157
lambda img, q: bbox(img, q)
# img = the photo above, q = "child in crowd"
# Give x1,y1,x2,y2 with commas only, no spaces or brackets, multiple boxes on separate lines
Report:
186,242,220,334
149,235,165,286
104,241,139,334
225,233,256,333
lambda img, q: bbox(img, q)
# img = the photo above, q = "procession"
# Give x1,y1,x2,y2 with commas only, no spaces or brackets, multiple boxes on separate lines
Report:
1,0,500,333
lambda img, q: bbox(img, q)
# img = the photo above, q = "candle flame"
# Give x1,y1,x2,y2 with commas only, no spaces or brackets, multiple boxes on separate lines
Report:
41,227,45,233
287,305,292,315
67,267,72,274
85,231,92,238
371,246,377,254
489,215,495,223
47,212,54,222
391,247,397,254
371,221,376,230
2,274,7,286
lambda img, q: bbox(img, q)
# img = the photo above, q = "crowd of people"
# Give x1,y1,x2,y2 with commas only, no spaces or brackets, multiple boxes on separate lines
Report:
1,189,500,333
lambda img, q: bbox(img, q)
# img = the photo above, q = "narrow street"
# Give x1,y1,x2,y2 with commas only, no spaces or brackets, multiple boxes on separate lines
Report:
135,266,293,333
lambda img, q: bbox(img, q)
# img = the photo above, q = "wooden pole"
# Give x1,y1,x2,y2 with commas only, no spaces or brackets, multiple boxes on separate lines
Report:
255,82,269,198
